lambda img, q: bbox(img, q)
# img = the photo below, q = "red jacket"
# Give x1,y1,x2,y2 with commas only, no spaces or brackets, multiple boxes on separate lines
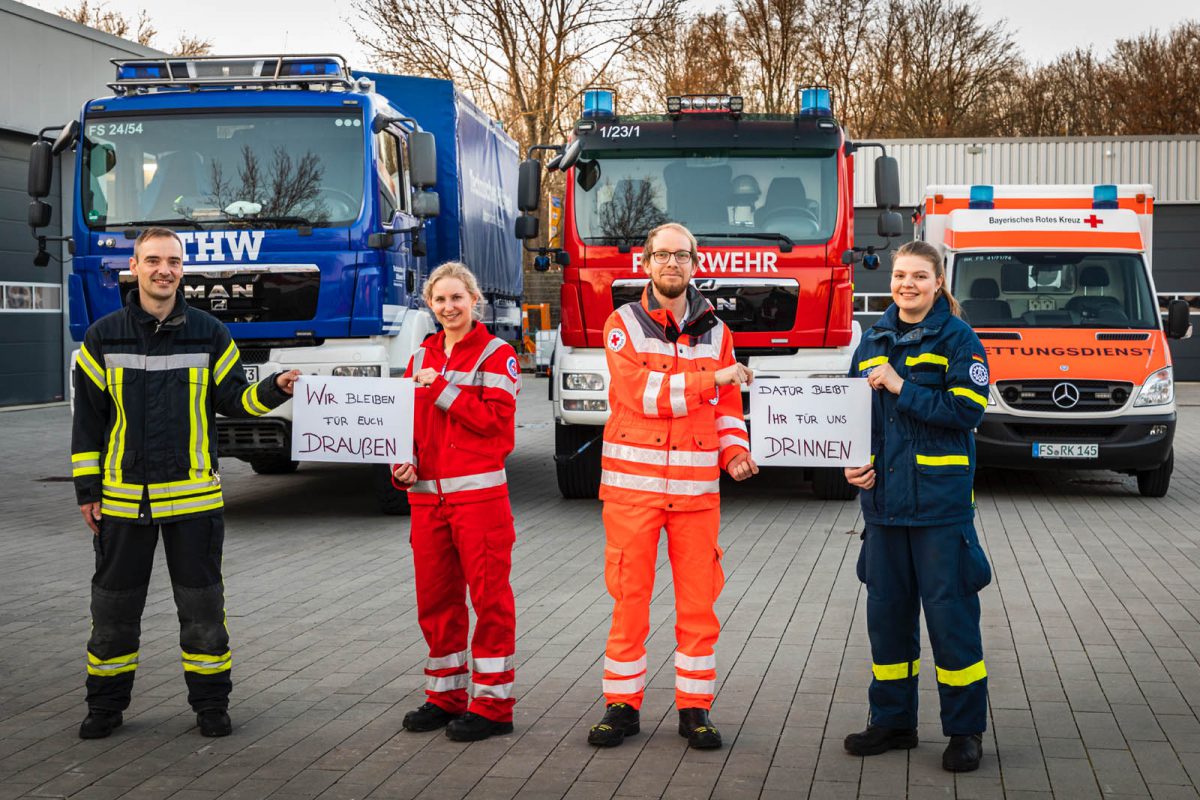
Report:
393,322,520,504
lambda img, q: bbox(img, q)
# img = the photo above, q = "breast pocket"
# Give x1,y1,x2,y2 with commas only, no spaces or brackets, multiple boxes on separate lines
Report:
914,452,972,511
907,369,944,388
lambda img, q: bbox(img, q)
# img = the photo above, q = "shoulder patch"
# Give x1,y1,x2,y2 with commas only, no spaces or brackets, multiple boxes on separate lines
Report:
969,362,989,386
607,328,627,352
506,355,520,380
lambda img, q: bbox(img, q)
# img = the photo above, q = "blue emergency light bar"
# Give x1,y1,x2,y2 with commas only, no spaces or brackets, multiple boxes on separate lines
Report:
1092,184,1119,209
582,89,615,119
109,55,354,93
798,86,832,116
968,184,995,209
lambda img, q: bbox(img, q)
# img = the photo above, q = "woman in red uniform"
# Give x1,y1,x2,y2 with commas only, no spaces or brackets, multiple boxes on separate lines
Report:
391,261,520,741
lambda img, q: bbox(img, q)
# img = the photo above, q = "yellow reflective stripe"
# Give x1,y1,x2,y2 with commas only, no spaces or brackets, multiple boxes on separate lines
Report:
147,477,219,496
187,367,211,475
858,355,888,372
905,352,949,369
915,454,970,467
78,344,106,389
72,450,102,477
150,492,224,518
87,650,139,675
870,454,876,464
72,451,101,462
936,660,987,687
240,382,270,416
872,659,920,681
73,465,101,477
181,649,231,674
105,368,127,483
214,341,239,385
101,480,144,499
950,386,988,408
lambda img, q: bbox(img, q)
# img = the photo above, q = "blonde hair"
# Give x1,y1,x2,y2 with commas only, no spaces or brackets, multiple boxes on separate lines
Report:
893,240,962,318
423,261,482,313
642,222,698,268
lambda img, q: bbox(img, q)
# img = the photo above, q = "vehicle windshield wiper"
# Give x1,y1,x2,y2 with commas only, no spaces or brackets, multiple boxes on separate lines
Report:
111,218,204,230
692,231,795,250
225,215,314,228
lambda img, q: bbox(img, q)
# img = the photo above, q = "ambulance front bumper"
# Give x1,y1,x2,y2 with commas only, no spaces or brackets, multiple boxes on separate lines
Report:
975,411,1175,472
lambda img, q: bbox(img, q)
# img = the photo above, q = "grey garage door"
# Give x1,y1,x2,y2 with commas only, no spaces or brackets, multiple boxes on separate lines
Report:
0,129,64,406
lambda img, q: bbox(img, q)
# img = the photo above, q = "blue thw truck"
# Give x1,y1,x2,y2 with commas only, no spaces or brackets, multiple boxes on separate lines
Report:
27,55,522,513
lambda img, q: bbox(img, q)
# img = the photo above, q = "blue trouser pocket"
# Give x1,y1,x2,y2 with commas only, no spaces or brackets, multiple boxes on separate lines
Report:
959,527,992,594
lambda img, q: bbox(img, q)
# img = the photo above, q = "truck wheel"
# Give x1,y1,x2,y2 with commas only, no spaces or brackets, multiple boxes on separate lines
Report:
249,455,299,475
1136,449,1173,498
555,423,602,499
812,467,858,501
372,464,412,515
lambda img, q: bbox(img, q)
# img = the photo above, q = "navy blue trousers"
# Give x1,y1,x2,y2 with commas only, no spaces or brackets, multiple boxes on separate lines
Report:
857,522,991,735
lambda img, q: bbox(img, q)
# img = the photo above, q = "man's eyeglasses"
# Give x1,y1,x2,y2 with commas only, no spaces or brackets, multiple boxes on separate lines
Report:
650,250,694,265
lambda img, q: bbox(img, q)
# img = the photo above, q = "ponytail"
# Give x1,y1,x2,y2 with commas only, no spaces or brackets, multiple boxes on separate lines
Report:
894,240,961,318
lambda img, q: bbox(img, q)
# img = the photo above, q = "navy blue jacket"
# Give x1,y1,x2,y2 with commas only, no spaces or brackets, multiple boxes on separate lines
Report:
849,296,989,527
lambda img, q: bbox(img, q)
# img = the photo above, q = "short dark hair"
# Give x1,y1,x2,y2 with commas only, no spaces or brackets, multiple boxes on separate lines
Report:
642,222,698,267
133,227,184,260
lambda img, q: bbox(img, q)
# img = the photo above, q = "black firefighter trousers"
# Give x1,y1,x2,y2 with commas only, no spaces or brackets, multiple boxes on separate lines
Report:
86,515,231,713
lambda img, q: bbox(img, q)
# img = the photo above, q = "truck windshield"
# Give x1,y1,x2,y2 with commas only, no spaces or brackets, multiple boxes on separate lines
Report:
573,150,837,246
953,252,1159,329
81,110,365,229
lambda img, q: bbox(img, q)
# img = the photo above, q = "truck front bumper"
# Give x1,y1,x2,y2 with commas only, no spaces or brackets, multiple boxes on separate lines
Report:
975,411,1175,472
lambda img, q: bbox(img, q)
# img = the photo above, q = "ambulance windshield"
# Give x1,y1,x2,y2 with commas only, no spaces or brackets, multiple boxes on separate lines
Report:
572,151,837,246
81,110,365,229
954,252,1159,329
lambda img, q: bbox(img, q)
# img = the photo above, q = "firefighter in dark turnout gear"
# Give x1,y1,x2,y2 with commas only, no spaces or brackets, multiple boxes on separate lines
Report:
842,241,992,773
71,229,299,739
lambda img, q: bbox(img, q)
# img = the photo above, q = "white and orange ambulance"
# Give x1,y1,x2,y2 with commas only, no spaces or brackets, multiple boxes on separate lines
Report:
916,184,1190,497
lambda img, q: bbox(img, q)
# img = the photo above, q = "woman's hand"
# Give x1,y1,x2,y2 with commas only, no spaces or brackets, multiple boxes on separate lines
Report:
392,463,416,486
866,363,904,395
844,463,875,489
414,368,439,387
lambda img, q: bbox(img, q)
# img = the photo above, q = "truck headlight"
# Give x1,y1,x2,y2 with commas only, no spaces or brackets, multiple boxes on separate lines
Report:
332,365,382,377
562,372,605,391
1134,367,1173,407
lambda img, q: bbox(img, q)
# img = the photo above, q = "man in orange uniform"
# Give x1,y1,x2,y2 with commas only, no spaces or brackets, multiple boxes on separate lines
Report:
587,222,757,750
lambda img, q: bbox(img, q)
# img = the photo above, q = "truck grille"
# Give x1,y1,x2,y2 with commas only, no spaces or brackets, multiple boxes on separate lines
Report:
121,266,320,323
611,278,799,332
217,419,289,456
995,379,1134,412
1003,423,1122,442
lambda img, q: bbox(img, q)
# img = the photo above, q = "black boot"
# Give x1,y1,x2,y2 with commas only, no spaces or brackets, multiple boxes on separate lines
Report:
402,702,460,732
587,703,640,747
678,708,722,749
446,712,513,741
942,734,983,772
197,709,232,737
79,710,123,739
843,725,918,756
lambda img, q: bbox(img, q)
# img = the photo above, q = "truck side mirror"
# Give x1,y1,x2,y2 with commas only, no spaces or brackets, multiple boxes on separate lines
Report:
52,120,80,155
1166,298,1190,339
515,214,539,240
28,140,53,199
28,200,52,228
557,139,583,171
518,160,541,212
412,190,439,219
409,132,437,188
875,155,900,209
877,210,903,238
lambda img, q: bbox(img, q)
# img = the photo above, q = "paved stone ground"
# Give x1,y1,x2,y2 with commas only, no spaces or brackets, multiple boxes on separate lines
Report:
2,383,1200,800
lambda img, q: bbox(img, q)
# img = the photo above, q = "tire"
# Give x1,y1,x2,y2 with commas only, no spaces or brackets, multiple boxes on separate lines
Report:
372,464,412,515
812,467,859,501
249,455,299,474
555,423,602,499
1136,449,1172,498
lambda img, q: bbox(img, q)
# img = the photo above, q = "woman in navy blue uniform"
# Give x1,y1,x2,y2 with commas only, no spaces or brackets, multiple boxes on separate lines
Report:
842,240,993,772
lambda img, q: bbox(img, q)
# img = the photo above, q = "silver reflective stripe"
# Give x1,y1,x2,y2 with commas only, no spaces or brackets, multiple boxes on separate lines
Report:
675,341,719,361
89,655,138,672
147,478,217,497
676,676,716,694
427,650,468,670
411,347,426,375
472,655,515,673
469,337,508,374
73,457,100,469
102,482,144,499
472,681,514,700
410,469,507,495
603,442,667,466
600,469,720,496
105,353,210,371
434,382,460,411
441,370,517,397
604,655,647,676
182,652,231,671
643,372,664,417
151,492,222,514
670,450,719,468
716,415,747,432
669,373,687,417
427,673,470,692
602,675,646,694
675,652,716,671
719,433,750,451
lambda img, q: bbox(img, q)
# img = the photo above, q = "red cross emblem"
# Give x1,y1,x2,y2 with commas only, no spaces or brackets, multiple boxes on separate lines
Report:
607,328,626,351
1082,214,1103,228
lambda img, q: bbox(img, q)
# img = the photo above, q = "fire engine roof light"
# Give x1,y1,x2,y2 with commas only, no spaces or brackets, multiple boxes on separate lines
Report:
798,86,832,116
582,89,615,119
968,184,994,209
1093,184,1119,209
674,94,737,115
728,96,744,113
109,54,354,93
666,96,682,113
116,61,168,81
278,58,341,77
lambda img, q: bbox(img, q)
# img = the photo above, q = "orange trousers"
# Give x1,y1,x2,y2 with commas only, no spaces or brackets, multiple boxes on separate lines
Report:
601,502,725,710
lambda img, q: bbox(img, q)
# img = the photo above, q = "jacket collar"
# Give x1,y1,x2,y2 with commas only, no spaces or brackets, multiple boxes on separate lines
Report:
427,320,487,356
869,294,951,344
641,282,718,342
126,289,187,330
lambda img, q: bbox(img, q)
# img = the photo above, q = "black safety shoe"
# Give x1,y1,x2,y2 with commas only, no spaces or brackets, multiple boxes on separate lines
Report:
587,702,640,747
843,725,918,756
678,707,722,749
942,733,983,772
197,710,232,737
79,710,122,739
402,702,460,732
445,711,513,741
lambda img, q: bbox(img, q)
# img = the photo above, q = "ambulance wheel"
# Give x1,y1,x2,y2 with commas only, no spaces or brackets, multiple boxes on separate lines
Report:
1136,449,1172,498
812,467,858,501
249,455,299,474
555,423,602,499
373,464,412,515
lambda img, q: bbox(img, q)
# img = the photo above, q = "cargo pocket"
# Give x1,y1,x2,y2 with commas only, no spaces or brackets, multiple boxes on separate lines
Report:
604,545,624,601
959,527,992,594
855,530,867,584
914,453,972,510
712,545,726,598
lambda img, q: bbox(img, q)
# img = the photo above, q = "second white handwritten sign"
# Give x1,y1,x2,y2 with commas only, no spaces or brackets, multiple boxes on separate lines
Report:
749,377,871,467
291,376,414,464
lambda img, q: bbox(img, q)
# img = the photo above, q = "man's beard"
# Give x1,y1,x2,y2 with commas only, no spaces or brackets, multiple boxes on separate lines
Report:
652,276,688,299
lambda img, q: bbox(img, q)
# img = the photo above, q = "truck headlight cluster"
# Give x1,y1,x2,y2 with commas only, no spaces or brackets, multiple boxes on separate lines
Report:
563,399,608,412
332,365,382,377
1134,367,1173,407
562,372,605,391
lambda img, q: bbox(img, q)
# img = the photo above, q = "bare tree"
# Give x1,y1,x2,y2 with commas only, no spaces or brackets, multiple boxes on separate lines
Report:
57,0,212,55
733,0,811,114
1007,48,1111,136
802,0,880,135
1106,21,1200,134
621,10,743,108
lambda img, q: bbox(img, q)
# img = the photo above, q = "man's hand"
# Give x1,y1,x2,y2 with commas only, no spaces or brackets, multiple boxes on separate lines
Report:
866,363,904,395
80,502,102,535
414,368,439,387
727,452,759,481
844,463,875,489
276,369,301,395
392,463,416,486
715,363,754,387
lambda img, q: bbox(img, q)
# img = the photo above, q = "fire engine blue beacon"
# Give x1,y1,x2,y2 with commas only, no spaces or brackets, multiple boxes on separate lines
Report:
799,86,832,116
967,184,994,209
582,89,615,119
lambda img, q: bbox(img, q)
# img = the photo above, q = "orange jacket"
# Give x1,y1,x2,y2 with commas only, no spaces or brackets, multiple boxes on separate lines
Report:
393,322,520,504
599,285,749,511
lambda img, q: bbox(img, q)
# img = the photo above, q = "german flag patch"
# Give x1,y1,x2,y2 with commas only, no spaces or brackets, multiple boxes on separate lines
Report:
971,354,985,362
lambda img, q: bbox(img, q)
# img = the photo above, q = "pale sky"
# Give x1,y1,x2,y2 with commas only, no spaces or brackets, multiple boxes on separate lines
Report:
24,0,1197,70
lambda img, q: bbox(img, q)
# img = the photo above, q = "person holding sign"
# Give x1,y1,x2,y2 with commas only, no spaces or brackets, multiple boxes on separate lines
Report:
587,223,757,751
841,240,992,772
390,262,521,742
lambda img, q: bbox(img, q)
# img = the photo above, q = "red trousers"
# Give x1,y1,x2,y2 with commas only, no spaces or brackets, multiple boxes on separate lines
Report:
601,502,725,710
410,496,516,722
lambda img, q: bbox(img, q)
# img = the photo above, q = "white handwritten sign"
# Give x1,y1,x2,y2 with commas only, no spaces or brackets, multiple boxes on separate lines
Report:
749,377,871,467
291,376,414,464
